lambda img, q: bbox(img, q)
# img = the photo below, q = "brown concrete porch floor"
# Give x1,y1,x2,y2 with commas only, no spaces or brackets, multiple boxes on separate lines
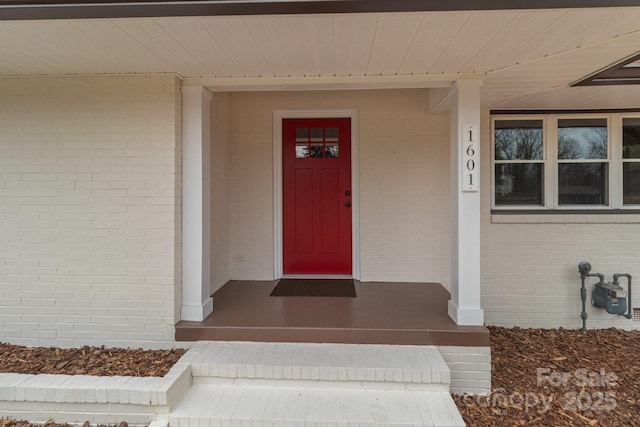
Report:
175,281,489,346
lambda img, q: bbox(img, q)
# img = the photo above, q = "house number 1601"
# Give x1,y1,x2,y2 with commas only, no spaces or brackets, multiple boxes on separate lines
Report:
461,124,478,192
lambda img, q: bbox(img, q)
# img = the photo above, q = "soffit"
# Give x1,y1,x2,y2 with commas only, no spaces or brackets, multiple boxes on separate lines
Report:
1,7,640,109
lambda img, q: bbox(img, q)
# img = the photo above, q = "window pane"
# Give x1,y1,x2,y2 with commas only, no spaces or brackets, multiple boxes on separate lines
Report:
295,144,309,158
494,120,543,160
325,127,339,142
623,163,640,204
557,119,607,160
295,127,308,142
558,163,608,205
310,143,324,158
494,163,544,205
326,143,339,158
310,127,323,142
623,118,640,159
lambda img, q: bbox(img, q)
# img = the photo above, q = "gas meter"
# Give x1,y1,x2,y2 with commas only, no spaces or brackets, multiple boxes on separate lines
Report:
592,281,628,315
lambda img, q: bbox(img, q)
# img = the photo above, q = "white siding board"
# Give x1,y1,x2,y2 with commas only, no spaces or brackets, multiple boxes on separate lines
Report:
332,14,378,77
366,14,424,75
429,13,514,74
397,13,470,75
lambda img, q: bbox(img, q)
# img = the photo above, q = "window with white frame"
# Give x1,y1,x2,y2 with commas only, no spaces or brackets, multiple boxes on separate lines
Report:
492,114,640,210
623,118,640,205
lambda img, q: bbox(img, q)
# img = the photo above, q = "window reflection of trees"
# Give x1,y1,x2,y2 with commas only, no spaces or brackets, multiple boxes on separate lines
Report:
557,127,607,160
494,125,544,205
495,128,543,160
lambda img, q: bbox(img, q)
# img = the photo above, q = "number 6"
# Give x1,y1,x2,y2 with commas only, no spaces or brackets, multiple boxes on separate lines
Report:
466,145,475,156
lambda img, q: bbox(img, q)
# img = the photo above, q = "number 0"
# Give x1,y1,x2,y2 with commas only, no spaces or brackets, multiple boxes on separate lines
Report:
466,159,475,170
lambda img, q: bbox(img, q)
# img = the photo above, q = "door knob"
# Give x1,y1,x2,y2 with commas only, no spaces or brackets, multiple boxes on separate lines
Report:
345,201,351,207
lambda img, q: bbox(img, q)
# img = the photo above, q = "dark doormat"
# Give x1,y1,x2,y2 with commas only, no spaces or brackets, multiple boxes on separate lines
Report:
270,278,356,297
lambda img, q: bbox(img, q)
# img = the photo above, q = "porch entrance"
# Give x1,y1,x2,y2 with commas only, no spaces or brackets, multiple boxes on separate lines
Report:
282,118,352,274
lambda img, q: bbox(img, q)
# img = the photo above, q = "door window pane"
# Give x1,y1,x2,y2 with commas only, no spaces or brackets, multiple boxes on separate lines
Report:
494,163,544,205
558,163,608,205
295,144,309,158
310,127,323,142
325,127,339,142
494,120,543,160
295,127,308,142
310,143,324,158
558,119,607,160
623,163,640,204
326,144,339,158
623,118,640,159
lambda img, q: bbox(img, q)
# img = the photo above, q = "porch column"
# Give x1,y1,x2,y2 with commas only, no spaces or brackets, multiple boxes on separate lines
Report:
181,85,213,321
448,79,484,326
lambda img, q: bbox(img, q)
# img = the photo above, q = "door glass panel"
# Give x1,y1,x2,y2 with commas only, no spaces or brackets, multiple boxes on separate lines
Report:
295,127,308,142
325,127,339,142
310,127,323,142
326,144,339,158
295,143,309,158
310,143,324,158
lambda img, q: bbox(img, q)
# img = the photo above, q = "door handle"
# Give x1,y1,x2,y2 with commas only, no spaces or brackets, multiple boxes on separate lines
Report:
345,201,351,207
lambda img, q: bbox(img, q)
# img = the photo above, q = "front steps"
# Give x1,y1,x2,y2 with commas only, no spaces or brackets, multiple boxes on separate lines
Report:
169,341,465,427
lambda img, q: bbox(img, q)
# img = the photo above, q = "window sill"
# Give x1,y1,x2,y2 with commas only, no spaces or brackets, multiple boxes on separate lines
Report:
491,209,640,224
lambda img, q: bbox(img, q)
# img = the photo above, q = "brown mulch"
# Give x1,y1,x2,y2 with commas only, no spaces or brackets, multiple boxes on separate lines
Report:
2,420,129,427
454,326,640,426
0,343,186,377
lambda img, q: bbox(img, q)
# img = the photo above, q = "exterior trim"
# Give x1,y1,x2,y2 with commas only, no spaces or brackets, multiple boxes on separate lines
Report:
492,109,640,115
3,0,640,21
273,109,360,281
573,52,640,86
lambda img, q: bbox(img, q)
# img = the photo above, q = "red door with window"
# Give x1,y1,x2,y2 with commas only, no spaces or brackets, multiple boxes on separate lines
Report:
283,118,352,274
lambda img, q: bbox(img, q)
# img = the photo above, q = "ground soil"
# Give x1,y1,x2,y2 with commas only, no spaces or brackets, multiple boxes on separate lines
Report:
2,327,640,426
454,326,640,426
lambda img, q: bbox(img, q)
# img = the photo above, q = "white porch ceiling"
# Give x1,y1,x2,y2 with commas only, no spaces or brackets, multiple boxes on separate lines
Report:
2,7,640,109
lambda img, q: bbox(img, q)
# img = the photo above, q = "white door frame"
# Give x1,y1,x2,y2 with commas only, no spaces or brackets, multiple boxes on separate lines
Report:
273,109,360,280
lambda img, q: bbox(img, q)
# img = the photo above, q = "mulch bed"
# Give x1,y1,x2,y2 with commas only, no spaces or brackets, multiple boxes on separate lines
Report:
2,420,128,427
0,343,186,377
454,326,640,426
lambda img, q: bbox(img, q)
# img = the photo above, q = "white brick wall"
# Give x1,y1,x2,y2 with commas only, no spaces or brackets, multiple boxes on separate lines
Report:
228,90,452,285
0,75,181,347
439,346,491,395
480,110,640,330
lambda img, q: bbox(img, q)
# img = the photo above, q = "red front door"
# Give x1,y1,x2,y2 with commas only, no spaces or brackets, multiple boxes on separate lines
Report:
283,118,352,274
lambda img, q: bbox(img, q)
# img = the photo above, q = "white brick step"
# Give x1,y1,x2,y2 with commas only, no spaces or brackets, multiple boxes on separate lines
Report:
168,384,465,427
187,341,451,389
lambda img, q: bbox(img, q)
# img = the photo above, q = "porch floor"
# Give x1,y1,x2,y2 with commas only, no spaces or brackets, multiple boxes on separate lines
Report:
175,281,489,346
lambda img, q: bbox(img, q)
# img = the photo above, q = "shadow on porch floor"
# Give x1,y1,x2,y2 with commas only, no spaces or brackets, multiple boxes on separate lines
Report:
175,281,489,346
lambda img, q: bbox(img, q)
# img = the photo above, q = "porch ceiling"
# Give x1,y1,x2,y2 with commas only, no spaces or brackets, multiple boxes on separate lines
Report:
3,7,640,109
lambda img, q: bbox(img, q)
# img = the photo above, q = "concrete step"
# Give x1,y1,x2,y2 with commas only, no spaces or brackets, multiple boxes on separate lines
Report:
185,341,451,391
169,384,465,427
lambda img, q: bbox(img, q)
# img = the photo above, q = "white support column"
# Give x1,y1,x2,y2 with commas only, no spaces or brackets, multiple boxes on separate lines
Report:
181,85,213,321
448,79,484,326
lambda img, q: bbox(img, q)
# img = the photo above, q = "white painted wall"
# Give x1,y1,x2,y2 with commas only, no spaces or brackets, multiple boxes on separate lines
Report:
211,93,231,294
480,110,640,330
228,90,452,285
0,75,181,348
